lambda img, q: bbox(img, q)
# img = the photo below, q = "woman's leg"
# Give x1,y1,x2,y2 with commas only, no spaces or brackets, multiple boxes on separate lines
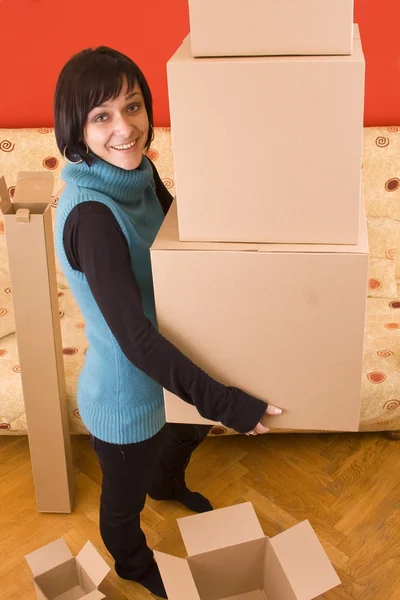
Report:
91,428,167,597
149,423,213,512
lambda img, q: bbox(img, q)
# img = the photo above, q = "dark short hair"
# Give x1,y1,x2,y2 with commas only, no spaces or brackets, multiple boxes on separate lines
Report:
54,46,154,165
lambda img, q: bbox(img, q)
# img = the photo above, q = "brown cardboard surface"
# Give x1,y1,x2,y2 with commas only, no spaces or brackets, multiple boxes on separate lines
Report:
0,173,74,513
151,200,368,432
152,202,369,254
188,0,354,56
220,593,266,600
25,538,73,578
33,582,48,600
53,587,85,600
81,592,106,600
76,542,111,587
263,541,297,600
167,29,364,244
187,539,266,600
156,502,340,600
33,559,78,599
54,590,105,600
26,538,109,600
154,551,202,600
75,561,97,597
179,503,264,556
268,521,341,599
53,590,105,600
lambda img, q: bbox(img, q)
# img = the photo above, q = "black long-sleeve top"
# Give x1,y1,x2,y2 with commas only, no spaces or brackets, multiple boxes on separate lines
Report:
62,160,268,434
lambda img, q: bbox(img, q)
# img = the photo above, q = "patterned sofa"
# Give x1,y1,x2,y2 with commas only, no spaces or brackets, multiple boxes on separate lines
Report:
0,127,399,436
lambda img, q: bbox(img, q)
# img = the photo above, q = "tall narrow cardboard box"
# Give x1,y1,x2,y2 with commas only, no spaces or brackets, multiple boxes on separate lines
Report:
0,172,74,513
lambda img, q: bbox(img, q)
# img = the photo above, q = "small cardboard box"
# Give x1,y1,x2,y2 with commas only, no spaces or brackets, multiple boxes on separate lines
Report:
155,502,341,599
0,173,74,513
167,27,365,244
150,200,368,433
188,0,354,57
25,538,111,600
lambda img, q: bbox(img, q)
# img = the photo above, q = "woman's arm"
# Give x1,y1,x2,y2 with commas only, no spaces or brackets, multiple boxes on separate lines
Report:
63,202,268,433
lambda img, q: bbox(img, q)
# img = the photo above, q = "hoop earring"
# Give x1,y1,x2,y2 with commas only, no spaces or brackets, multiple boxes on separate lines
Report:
144,124,155,155
63,142,89,164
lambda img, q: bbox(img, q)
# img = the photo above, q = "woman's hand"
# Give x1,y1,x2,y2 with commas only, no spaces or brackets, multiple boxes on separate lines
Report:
246,404,283,435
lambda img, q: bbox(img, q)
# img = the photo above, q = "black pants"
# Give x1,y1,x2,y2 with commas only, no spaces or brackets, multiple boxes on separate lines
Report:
90,423,211,581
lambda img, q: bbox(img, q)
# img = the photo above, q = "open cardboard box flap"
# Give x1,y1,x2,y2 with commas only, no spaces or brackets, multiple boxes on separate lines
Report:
25,538,73,578
179,503,265,556
155,503,340,600
154,552,202,600
0,172,54,217
0,175,12,214
14,171,54,204
76,541,111,587
267,520,341,599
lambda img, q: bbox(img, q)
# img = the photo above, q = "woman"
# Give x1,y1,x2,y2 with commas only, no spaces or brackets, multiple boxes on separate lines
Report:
54,46,282,598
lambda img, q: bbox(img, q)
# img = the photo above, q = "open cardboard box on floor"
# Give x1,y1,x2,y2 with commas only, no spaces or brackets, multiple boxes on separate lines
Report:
155,502,341,599
25,538,110,600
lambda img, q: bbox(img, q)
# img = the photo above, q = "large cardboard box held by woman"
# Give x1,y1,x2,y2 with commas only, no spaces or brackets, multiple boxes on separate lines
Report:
151,201,369,433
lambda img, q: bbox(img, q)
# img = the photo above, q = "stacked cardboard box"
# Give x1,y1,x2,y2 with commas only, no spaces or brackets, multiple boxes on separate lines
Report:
188,0,355,57
151,1,368,432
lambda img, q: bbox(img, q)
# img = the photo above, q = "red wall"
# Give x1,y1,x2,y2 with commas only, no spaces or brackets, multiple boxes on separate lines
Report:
0,0,399,128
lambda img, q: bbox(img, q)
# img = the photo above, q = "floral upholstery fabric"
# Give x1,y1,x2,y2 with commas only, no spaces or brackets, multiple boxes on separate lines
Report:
0,126,399,435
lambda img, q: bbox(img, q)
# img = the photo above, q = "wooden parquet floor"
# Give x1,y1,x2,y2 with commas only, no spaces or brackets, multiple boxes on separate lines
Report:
1,432,400,600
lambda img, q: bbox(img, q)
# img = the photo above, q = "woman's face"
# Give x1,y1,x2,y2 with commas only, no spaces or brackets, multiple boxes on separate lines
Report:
83,77,149,170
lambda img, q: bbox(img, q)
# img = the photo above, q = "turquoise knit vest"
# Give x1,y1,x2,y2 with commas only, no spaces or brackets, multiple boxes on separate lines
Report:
55,155,166,444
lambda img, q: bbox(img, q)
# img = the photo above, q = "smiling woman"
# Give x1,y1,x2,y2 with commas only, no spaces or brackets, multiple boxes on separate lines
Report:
52,45,282,600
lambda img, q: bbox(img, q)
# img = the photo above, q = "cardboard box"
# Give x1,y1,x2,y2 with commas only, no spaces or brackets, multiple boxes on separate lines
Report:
155,502,341,599
0,173,74,513
150,200,368,432
167,28,365,244
188,0,354,57
25,538,111,600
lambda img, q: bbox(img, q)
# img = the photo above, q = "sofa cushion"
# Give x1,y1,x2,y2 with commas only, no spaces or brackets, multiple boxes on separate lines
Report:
363,127,400,294
368,258,398,298
366,216,400,297
363,126,400,221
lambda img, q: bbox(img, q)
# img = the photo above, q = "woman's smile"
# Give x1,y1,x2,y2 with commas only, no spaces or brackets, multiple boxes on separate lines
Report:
110,139,138,151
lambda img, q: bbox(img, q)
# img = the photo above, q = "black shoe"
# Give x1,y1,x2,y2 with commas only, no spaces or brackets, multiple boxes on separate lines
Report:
149,483,213,513
116,561,168,598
